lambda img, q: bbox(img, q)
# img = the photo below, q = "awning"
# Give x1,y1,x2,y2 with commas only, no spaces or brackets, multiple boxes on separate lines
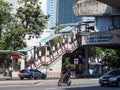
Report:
59,26,75,33
0,50,25,59
0,50,25,56
18,46,34,52
90,62,105,66
38,34,63,43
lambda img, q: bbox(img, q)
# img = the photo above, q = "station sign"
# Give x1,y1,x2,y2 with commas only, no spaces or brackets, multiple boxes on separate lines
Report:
82,34,114,45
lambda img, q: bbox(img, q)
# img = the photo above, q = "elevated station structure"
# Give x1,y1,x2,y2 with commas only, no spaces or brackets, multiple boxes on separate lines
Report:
73,0,120,76
73,0,120,48
97,0,120,9
17,26,79,78
2,0,120,78
73,0,120,16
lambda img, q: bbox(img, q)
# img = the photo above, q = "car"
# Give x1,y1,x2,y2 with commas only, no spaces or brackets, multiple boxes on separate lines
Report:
19,69,46,80
99,69,120,87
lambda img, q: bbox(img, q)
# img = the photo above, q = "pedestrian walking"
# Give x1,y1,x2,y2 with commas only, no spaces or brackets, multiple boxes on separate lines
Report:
8,65,13,79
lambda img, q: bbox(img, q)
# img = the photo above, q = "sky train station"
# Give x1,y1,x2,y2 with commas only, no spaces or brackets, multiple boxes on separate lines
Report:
1,0,120,78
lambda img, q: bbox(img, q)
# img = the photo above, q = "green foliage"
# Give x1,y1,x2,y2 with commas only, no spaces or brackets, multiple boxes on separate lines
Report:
90,46,120,68
50,38,59,46
90,47,104,58
16,0,48,35
0,0,13,37
63,57,71,68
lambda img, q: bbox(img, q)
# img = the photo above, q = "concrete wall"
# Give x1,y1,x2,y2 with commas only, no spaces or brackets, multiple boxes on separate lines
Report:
73,0,120,16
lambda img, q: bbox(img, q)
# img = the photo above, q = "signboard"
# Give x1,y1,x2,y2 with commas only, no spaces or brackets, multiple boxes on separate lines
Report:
74,58,79,64
82,34,113,45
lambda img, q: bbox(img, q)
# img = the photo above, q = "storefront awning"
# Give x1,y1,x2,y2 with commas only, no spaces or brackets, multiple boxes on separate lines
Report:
0,50,25,56
0,50,26,59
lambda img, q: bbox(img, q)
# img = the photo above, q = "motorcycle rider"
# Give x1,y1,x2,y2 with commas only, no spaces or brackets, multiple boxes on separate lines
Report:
62,66,71,83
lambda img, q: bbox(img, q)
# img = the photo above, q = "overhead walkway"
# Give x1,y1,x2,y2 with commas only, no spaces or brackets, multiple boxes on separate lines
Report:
5,22,120,78
18,26,79,73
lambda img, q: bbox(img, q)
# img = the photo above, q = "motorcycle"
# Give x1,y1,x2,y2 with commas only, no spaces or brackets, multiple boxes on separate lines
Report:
57,73,71,86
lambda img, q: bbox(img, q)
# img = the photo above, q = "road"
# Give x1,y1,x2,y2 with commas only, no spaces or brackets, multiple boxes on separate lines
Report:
0,79,120,90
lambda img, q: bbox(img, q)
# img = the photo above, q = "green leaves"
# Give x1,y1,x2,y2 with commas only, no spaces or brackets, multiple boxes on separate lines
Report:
16,0,47,35
90,46,120,68
0,0,13,37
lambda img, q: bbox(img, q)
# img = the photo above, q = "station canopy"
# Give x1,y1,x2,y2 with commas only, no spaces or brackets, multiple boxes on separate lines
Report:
59,26,75,33
17,26,76,52
38,34,63,44
18,46,34,52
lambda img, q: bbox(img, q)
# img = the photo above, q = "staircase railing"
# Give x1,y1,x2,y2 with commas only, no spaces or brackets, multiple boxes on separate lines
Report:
31,39,78,69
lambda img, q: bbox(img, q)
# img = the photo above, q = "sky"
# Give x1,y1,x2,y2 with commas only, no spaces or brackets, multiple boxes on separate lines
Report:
5,0,47,15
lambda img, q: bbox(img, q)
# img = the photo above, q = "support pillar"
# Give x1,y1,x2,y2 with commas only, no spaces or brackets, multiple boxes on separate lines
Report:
20,59,25,70
84,45,89,77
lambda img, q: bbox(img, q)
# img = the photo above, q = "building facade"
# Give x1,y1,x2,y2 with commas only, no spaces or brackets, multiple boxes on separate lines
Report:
58,0,81,25
73,0,120,32
47,0,82,29
47,0,58,29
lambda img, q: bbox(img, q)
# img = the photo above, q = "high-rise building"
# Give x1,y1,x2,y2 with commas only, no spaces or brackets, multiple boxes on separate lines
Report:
47,0,58,29
58,0,81,25
47,0,82,29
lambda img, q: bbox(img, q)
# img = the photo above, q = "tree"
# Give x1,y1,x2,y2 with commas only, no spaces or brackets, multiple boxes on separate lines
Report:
90,46,120,68
0,0,12,38
16,0,48,36
0,21,26,50
63,57,71,69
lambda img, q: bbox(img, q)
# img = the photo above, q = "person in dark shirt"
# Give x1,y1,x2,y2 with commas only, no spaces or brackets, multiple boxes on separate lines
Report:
62,66,71,83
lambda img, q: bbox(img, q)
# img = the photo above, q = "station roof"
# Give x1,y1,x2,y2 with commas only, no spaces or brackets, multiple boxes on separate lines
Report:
38,34,63,43
59,26,75,33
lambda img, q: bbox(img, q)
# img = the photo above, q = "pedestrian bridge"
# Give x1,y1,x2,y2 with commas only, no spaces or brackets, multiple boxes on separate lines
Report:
16,22,120,76
18,26,79,75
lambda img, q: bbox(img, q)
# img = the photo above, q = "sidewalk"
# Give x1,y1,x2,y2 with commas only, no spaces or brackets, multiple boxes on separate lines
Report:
0,74,41,86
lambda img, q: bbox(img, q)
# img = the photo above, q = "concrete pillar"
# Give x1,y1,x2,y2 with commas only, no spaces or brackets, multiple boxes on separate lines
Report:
84,46,90,76
20,59,25,70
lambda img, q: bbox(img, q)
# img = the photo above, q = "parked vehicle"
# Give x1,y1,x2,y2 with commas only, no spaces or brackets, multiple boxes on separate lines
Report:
19,69,46,80
99,69,120,87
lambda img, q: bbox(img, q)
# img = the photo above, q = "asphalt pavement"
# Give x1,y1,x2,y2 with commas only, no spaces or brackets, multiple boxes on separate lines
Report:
0,74,99,86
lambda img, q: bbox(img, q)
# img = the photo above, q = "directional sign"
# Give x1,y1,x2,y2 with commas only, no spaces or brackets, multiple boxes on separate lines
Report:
74,58,79,64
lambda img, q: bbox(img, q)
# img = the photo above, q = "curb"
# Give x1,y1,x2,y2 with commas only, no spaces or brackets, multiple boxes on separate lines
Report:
0,80,41,86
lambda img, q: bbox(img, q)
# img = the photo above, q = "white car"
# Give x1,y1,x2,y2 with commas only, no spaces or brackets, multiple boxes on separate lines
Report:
19,69,46,80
